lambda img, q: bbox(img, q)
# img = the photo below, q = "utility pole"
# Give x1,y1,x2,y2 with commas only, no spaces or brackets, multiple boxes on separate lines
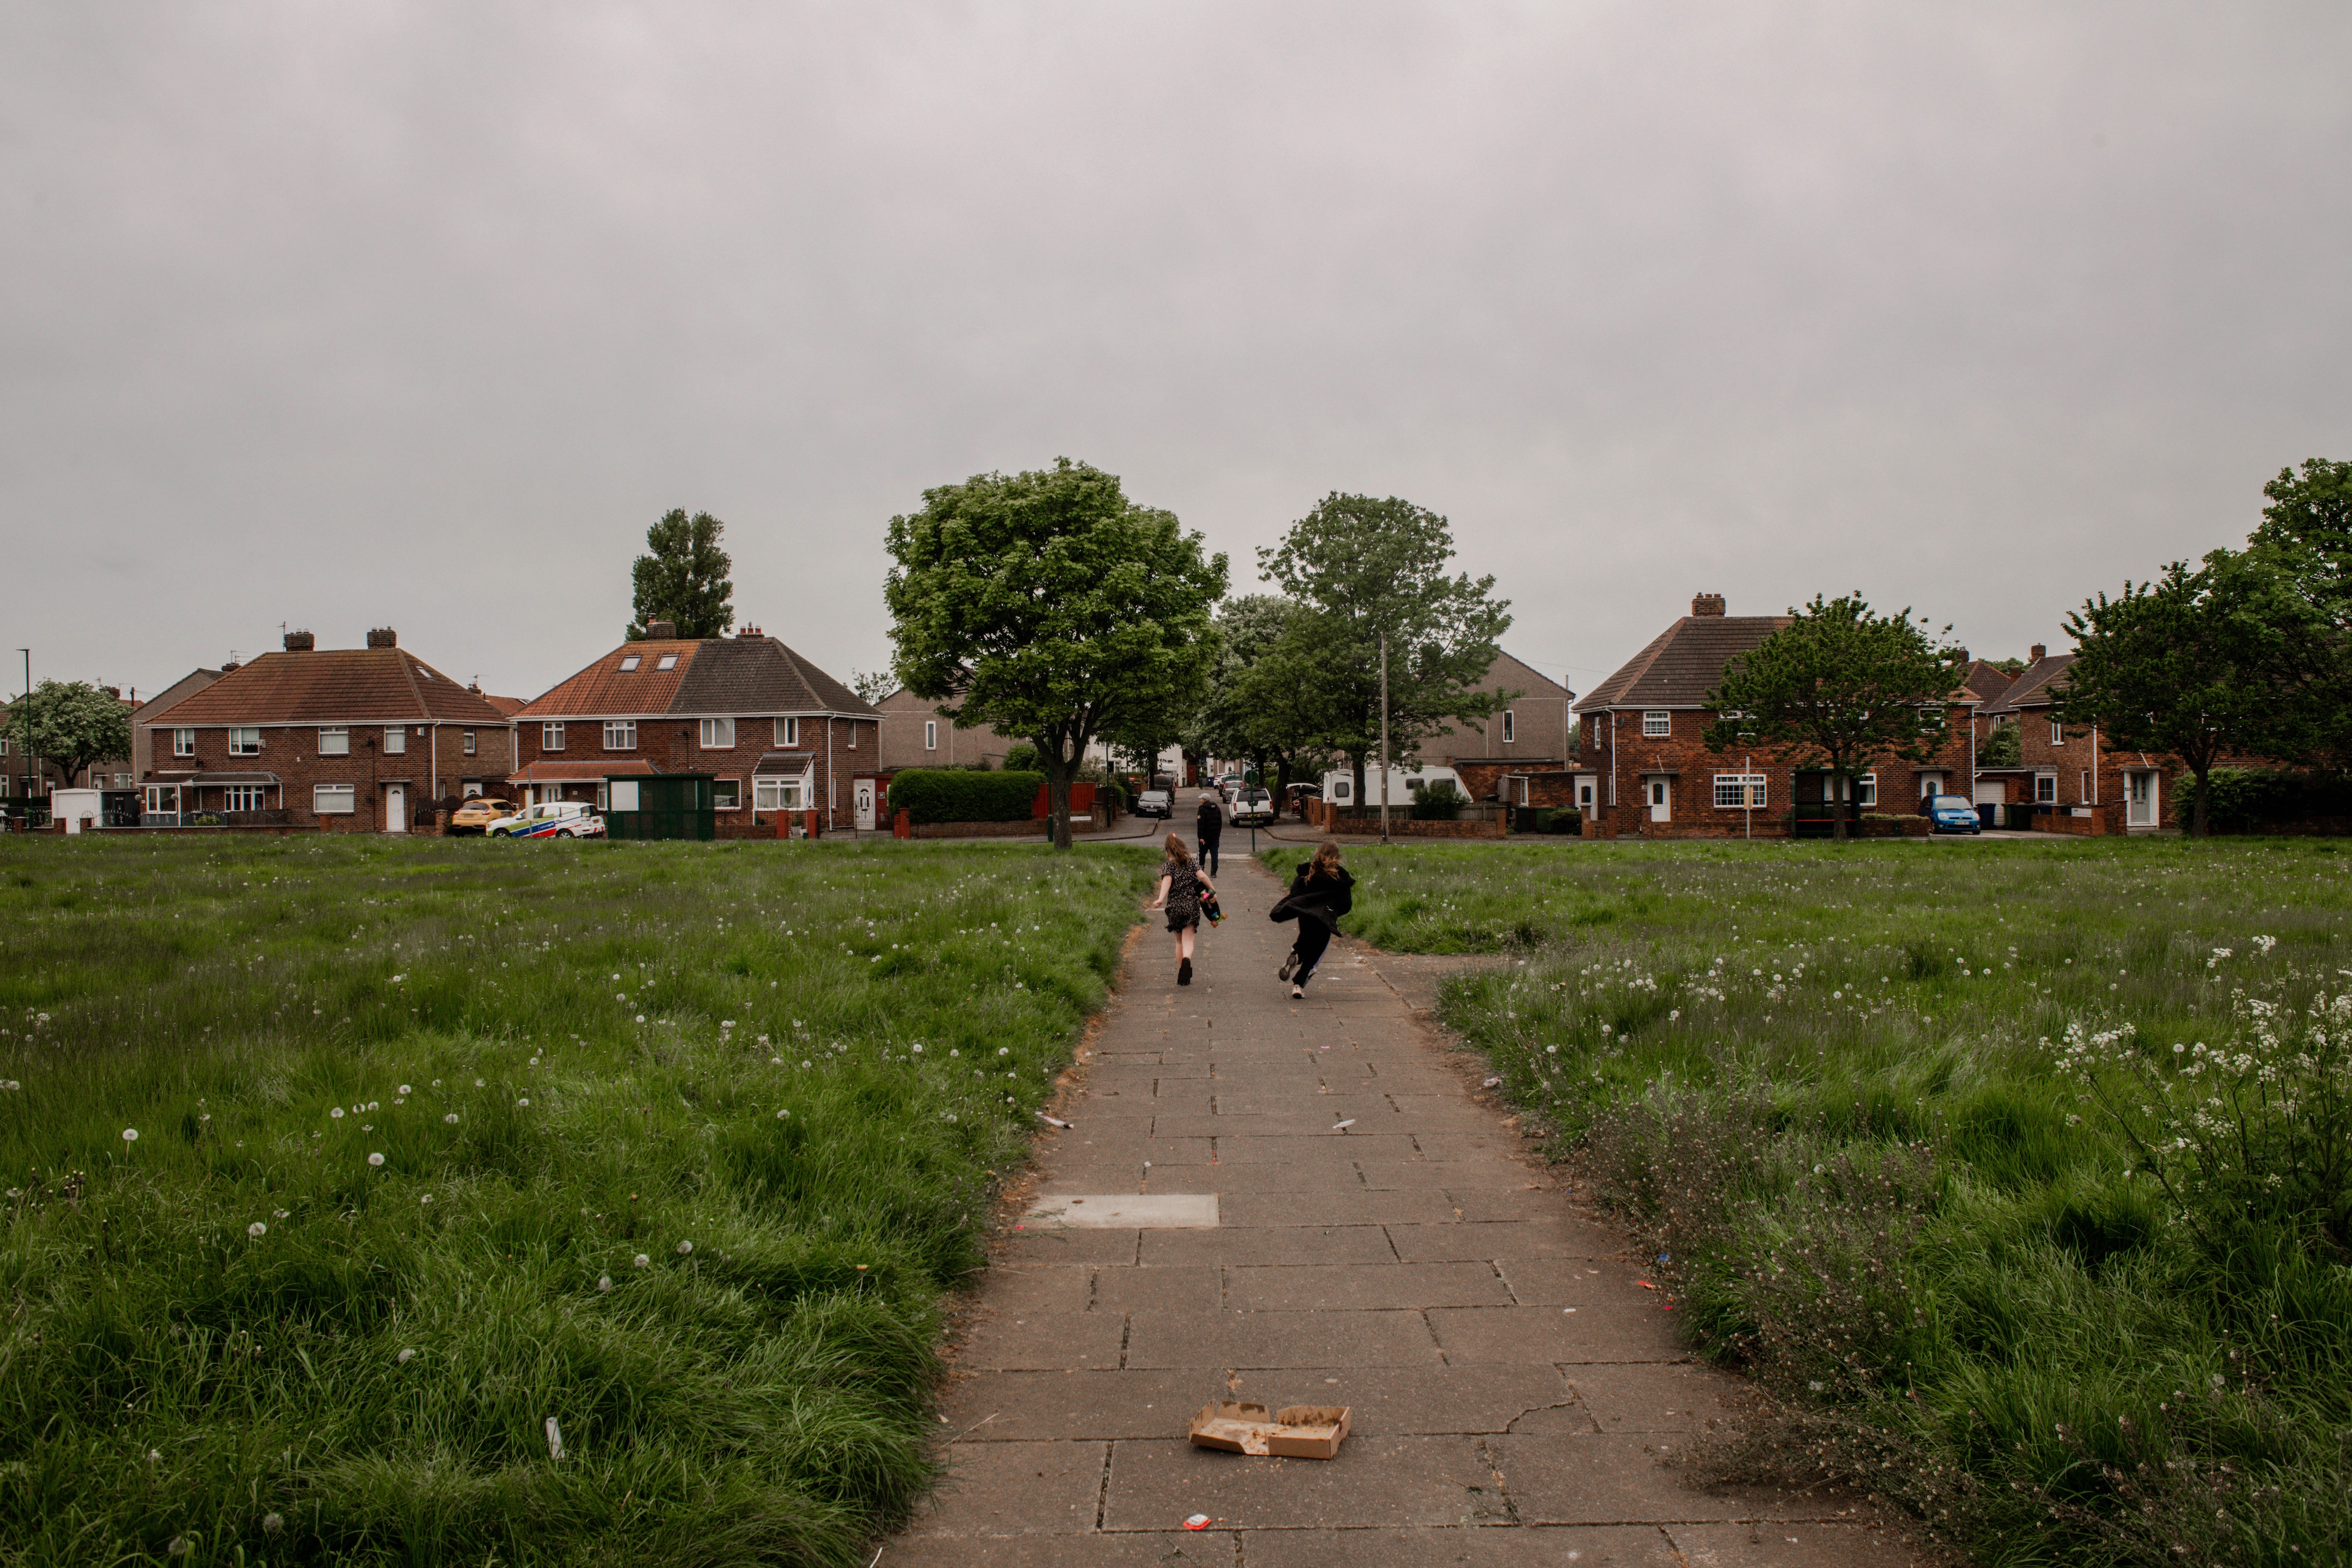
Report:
16,650,29,827
1378,628,1391,843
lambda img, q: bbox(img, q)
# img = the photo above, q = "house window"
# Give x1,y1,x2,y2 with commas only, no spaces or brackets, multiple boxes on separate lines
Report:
925,720,938,751
225,784,266,813
604,720,637,750
1642,711,1671,737
314,784,355,815
619,655,640,672
174,728,196,757
1502,710,1516,743
318,727,349,755
1713,774,1768,808
770,716,796,747
700,717,735,749
2036,773,2057,803
382,727,406,755
596,783,609,811
2050,719,2064,746
462,730,476,755
755,775,809,811
229,727,262,756
113,771,131,787
543,723,565,751
847,720,857,749
713,778,741,810
1857,773,1877,808
2080,770,2090,801
656,654,677,671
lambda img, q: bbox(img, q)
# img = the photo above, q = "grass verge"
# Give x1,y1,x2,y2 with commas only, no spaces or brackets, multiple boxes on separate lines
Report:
1267,836,2352,1566
0,834,1152,1567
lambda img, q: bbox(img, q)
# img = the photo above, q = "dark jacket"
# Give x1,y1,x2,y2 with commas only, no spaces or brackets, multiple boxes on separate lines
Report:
1195,797,1224,841
1269,865,1353,930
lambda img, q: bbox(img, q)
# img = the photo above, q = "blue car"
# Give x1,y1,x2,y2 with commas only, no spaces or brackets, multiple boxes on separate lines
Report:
1925,793,1983,835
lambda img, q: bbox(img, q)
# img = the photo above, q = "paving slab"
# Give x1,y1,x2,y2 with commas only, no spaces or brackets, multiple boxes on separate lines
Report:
887,848,1902,1565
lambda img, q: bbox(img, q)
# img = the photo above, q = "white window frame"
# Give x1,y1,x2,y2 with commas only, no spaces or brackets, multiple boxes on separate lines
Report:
774,716,799,747
619,655,640,672
847,719,856,750
754,773,811,812
2036,772,2058,803
1712,773,1768,808
382,727,406,755
2050,718,2064,746
1501,710,1515,743
656,654,677,671
1642,711,1671,737
542,722,565,752
924,719,938,751
174,728,196,757
228,727,262,756
1857,772,1877,808
224,784,266,813
313,784,356,815
462,730,476,755
603,720,637,751
700,717,735,750
2080,770,2090,802
596,783,609,811
318,726,349,756
713,777,742,810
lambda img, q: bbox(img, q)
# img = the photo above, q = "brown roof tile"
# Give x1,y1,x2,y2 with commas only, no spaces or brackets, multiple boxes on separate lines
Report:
1958,659,2016,705
1984,653,2075,714
1575,615,1792,711
517,636,879,720
140,648,507,727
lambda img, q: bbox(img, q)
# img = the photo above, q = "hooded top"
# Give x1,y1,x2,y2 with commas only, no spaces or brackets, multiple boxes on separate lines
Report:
1196,795,1224,840
1269,864,1354,930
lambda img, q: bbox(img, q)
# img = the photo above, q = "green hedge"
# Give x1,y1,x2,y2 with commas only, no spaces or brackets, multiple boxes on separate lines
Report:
887,769,1044,824
2180,768,2352,833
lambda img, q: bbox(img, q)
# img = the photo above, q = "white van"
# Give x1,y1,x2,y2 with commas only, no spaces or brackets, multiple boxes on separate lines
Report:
1319,764,1465,810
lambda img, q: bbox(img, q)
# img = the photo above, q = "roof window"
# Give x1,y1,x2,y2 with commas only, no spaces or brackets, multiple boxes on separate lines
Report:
657,654,678,671
619,656,640,672
416,666,432,680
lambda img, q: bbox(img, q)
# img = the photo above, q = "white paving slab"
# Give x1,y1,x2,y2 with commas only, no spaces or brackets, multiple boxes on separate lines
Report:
1024,1193,1218,1229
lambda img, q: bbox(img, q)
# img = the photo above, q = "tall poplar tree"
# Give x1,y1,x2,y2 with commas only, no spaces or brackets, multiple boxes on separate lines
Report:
628,509,734,640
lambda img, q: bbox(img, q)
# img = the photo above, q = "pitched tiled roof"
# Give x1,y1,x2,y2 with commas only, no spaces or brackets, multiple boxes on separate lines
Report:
1984,653,2075,714
479,694,526,716
509,759,659,783
1958,660,2015,706
519,636,879,720
1574,615,1792,711
141,648,507,727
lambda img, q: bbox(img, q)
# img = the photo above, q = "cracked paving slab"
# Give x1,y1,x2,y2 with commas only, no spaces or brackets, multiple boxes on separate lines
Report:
887,850,1922,1564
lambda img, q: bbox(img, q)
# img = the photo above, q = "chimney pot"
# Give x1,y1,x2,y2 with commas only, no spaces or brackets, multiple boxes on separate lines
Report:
285,629,315,651
1690,592,1726,617
647,619,677,640
2030,643,2047,662
367,628,397,648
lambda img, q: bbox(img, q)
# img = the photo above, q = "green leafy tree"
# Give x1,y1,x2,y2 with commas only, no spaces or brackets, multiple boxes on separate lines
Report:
1702,593,1964,840
6,680,132,789
2060,550,2317,837
848,669,896,706
1979,720,2023,768
628,509,734,640
2249,458,2352,764
884,459,1228,848
1181,596,1333,815
1257,494,1512,809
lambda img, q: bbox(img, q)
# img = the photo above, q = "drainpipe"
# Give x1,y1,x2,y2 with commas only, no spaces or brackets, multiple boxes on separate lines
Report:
827,718,835,829
1608,711,1618,807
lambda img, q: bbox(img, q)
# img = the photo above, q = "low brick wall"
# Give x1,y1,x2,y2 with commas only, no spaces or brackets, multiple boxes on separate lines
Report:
1305,800,1504,839
909,818,1050,839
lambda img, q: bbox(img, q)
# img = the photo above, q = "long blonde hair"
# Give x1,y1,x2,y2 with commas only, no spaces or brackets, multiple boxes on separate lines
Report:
1163,833,1192,865
1309,839,1344,878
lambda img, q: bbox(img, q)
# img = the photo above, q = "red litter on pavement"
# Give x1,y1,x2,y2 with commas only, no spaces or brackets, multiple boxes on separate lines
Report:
1184,1513,1212,1530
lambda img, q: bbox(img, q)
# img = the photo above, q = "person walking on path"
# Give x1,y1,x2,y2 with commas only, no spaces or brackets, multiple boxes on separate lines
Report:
1145,831,1215,987
1269,838,1353,999
1194,788,1224,874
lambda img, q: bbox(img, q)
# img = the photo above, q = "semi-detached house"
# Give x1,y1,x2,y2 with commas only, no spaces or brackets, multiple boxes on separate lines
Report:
133,629,514,830
509,621,881,834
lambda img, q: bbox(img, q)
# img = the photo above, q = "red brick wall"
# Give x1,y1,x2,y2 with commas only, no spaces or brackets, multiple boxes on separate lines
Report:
137,720,516,832
512,714,876,835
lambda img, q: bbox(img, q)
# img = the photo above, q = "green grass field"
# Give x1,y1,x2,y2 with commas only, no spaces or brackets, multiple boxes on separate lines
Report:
1268,835,2351,1567
0,834,1153,1567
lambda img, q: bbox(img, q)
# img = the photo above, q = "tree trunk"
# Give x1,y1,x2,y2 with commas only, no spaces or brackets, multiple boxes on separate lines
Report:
1832,766,1850,841
1041,740,1081,851
1350,752,1368,818
2191,762,2210,838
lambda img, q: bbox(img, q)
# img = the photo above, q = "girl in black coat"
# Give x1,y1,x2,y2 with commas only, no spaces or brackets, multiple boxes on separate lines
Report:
1269,838,1352,999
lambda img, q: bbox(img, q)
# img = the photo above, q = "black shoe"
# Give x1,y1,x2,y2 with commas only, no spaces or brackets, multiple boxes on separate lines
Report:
1179,958,1193,985
1277,952,1298,982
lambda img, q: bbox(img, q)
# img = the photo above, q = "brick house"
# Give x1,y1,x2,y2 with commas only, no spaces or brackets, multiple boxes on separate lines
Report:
875,687,1020,773
128,669,222,787
1423,652,1579,807
1974,644,2176,832
510,621,881,834
1571,591,1979,838
133,629,515,830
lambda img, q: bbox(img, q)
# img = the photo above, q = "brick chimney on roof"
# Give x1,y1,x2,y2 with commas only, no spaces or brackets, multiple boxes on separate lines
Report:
2030,643,2047,662
285,629,315,651
367,628,397,648
1691,592,1726,617
647,620,677,640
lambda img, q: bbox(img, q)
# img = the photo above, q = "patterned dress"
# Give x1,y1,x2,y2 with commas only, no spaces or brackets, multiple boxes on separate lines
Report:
1162,858,1203,932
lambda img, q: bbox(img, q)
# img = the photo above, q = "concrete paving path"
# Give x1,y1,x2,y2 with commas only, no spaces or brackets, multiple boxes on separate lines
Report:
886,857,1919,1567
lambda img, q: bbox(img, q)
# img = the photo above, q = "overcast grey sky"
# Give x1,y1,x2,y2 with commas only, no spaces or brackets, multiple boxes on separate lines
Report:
5,3,2347,704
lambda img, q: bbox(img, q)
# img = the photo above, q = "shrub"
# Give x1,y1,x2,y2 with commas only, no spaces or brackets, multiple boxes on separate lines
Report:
2180,769,2352,833
1544,807,1583,834
1411,780,1466,820
886,769,1044,824
1979,720,2022,768
1000,743,1041,774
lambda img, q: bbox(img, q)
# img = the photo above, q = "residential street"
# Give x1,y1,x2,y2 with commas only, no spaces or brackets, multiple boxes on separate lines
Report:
886,855,1921,1566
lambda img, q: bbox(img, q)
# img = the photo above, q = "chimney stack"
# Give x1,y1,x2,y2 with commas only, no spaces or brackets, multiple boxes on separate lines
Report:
367,628,397,648
2030,643,2046,662
647,620,677,640
1690,592,1726,617
285,629,315,651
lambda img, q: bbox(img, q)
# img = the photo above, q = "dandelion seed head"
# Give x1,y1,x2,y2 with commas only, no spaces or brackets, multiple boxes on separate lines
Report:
633,1253,650,1268
248,1221,267,1238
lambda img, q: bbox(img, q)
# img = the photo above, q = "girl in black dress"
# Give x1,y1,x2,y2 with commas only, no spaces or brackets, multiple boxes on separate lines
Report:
1270,838,1352,999
1145,832,1215,986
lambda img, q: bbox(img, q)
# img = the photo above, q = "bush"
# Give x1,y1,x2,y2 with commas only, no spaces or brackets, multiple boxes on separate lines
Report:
1000,743,1041,774
1411,780,1466,820
1544,807,1583,834
886,769,1044,824
1979,720,2022,768
2180,768,2352,833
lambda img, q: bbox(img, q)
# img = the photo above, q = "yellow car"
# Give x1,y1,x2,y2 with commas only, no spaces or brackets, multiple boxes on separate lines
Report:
448,797,519,837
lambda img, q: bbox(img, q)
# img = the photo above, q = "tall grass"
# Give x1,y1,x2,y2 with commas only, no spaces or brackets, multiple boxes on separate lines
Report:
0,834,1152,1567
1269,837,2352,1566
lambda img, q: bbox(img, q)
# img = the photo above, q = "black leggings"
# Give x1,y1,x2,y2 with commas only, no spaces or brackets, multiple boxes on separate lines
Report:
1198,837,1220,874
1291,919,1332,985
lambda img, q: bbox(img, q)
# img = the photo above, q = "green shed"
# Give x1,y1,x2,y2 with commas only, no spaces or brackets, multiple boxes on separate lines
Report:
605,774,716,841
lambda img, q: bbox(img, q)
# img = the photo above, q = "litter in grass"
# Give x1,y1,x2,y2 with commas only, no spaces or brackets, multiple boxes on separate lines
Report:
1184,1513,1212,1530
1037,1112,1072,1128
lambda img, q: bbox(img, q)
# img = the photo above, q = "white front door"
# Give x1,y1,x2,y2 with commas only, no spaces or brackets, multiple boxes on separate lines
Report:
1648,778,1671,823
854,779,876,831
385,784,406,834
2127,771,2157,827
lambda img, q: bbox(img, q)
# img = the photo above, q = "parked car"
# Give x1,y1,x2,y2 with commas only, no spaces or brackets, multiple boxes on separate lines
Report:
489,801,606,839
1925,794,1983,835
448,797,519,836
1134,790,1172,818
1230,788,1275,827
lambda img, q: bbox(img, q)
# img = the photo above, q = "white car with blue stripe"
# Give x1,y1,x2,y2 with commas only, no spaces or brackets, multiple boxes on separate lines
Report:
487,801,606,839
